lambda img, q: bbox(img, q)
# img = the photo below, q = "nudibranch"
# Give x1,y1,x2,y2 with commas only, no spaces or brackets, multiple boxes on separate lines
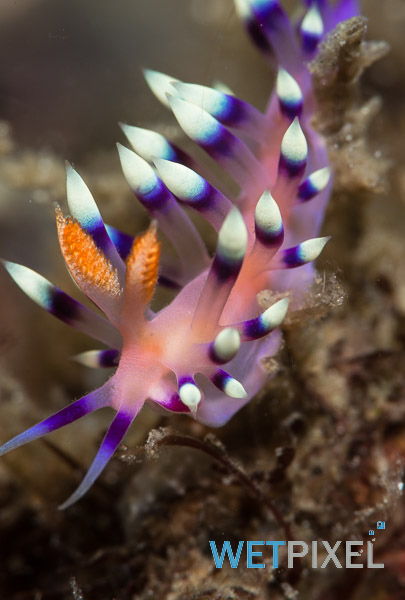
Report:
0,0,359,508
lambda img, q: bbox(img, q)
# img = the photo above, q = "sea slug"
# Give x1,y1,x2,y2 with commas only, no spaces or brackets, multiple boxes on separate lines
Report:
0,0,359,508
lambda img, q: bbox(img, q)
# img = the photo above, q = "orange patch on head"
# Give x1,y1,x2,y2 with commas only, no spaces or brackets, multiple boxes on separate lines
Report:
126,222,160,305
55,206,121,296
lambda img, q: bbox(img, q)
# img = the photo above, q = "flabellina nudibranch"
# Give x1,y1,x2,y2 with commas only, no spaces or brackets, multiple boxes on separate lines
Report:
0,0,359,508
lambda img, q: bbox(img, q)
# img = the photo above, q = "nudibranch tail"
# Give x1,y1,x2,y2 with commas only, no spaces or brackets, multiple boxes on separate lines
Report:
0,0,360,506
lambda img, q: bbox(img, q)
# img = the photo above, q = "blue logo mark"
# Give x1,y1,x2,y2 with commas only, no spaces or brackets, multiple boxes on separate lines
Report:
377,521,385,530
369,530,374,536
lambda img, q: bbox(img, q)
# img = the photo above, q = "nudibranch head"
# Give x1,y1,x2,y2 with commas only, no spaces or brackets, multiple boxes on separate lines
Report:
1,0,360,508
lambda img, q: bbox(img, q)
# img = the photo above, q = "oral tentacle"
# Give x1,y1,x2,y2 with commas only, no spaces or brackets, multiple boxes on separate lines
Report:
0,382,112,458
59,406,137,510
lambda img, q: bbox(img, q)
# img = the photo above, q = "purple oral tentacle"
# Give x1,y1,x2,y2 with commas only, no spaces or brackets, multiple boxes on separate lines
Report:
0,383,112,458
59,407,136,510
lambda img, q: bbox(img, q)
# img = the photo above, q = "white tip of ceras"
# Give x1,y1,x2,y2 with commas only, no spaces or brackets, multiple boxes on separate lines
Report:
254,189,283,245
212,327,241,363
280,117,308,171
179,382,202,414
153,158,205,203
142,68,180,108
297,167,331,202
261,297,290,331
117,143,160,198
65,164,101,230
280,236,331,269
300,235,331,263
276,68,303,118
310,167,331,190
172,82,231,122
1,260,52,309
167,95,221,146
300,4,324,53
223,377,248,399
301,3,324,38
298,236,330,263
234,0,250,20
73,351,101,368
213,81,235,96
119,123,176,163
217,207,248,263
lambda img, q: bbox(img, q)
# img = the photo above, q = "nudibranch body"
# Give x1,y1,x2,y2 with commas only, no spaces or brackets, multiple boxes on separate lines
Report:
1,0,359,508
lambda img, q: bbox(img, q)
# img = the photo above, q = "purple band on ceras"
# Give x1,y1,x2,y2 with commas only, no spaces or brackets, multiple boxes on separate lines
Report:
242,0,291,56
300,4,324,54
278,153,306,178
278,118,307,178
98,349,120,368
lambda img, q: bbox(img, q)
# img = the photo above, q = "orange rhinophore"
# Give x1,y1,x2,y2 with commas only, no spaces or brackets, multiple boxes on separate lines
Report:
126,222,160,306
55,206,121,297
